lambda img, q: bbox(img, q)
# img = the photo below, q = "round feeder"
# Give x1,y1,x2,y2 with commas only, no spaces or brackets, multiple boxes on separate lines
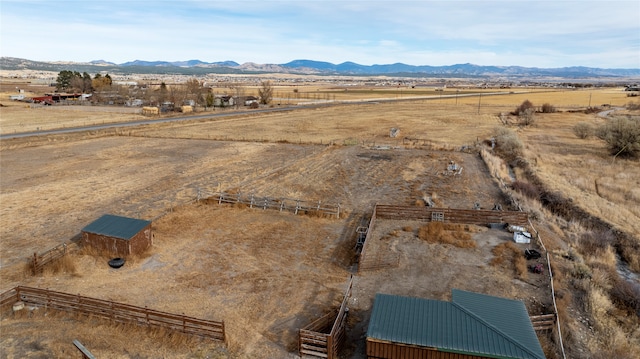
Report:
108,257,126,269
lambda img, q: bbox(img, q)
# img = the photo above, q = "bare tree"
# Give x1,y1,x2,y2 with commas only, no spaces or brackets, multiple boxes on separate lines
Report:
258,81,273,105
185,78,204,106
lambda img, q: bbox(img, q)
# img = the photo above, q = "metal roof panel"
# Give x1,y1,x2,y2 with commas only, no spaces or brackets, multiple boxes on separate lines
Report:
367,291,546,359
82,214,151,240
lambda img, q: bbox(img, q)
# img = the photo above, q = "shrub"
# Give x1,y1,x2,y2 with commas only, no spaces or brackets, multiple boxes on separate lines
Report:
540,190,572,215
626,101,640,110
512,99,534,115
519,108,536,126
596,116,640,158
541,103,556,113
493,127,524,160
609,278,640,316
573,122,594,139
572,262,592,279
511,180,541,200
579,230,614,254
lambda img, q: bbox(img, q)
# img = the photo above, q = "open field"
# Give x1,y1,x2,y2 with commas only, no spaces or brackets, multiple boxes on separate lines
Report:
2,77,631,138
518,112,640,241
1,85,639,358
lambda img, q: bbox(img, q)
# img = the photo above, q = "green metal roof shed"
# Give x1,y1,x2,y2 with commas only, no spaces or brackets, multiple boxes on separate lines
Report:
82,214,151,240
81,214,153,256
366,289,546,359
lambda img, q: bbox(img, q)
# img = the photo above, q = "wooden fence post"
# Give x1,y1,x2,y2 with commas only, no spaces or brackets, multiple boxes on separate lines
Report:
32,253,38,274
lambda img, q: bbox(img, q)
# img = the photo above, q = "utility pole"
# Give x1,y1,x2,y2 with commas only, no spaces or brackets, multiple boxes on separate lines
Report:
477,93,482,114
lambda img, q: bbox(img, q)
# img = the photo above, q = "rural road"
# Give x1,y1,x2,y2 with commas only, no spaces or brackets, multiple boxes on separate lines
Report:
0,91,519,140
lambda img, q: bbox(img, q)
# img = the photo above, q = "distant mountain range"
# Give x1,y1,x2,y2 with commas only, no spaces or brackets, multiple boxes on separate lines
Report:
2,57,639,79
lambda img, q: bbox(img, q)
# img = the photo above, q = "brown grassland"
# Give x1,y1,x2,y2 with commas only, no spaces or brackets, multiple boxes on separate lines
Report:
1,80,639,358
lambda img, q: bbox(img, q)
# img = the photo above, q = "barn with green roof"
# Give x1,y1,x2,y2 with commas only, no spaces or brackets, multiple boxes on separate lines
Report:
366,289,546,359
81,214,153,256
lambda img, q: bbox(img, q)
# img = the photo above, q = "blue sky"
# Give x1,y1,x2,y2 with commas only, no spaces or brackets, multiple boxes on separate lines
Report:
1,0,639,68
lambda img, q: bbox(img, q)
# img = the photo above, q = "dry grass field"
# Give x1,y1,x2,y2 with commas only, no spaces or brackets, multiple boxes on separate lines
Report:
1,82,638,358
519,112,640,242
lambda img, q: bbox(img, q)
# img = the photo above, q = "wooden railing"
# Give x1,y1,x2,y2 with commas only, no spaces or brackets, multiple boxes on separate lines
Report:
299,276,353,359
530,313,556,331
1,286,225,342
0,287,18,312
30,243,68,274
206,192,341,218
374,205,529,226
299,311,335,358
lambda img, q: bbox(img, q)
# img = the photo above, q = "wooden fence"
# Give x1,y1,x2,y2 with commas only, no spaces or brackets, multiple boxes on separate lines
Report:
30,243,68,275
530,313,556,331
0,287,18,312
374,205,529,226
299,311,336,358
357,206,380,272
358,207,400,271
206,192,341,218
1,286,225,342
358,205,528,273
299,276,353,359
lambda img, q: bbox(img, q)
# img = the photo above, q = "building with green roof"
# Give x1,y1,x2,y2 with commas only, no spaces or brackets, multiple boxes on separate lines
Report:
81,214,152,256
366,289,546,359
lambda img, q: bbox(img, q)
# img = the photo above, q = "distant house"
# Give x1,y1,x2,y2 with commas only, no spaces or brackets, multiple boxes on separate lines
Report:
214,95,235,107
366,289,545,359
81,214,152,256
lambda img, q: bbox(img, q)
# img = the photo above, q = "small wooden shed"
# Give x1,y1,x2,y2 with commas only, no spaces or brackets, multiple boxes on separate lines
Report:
366,289,545,359
81,214,152,256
